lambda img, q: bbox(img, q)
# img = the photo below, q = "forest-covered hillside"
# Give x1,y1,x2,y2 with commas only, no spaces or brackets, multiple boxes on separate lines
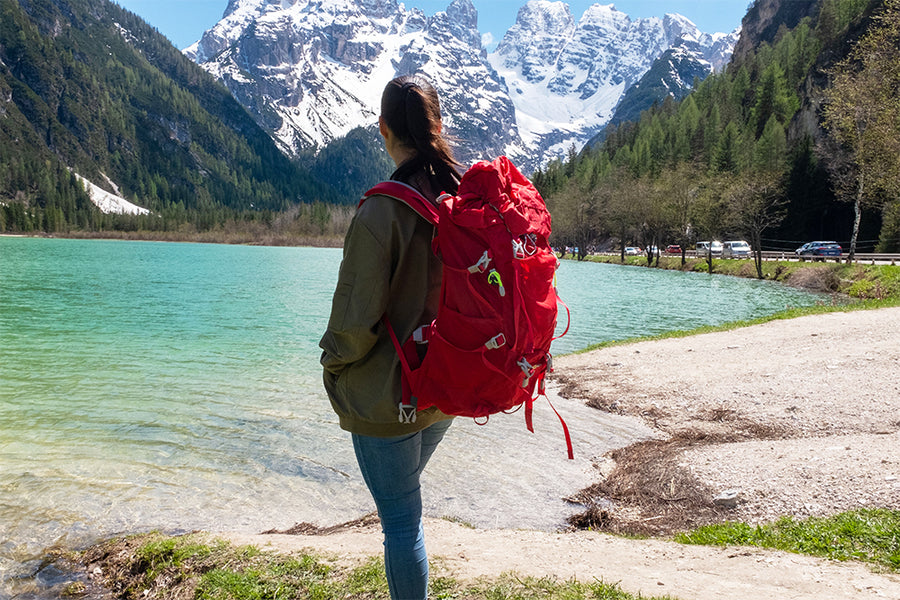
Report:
0,0,382,236
534,0,900,261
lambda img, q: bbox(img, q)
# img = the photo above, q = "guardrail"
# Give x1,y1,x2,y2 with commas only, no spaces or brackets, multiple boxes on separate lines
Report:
586,251,899,263
589,250,898,263
759,251,897,263
692,250,898,263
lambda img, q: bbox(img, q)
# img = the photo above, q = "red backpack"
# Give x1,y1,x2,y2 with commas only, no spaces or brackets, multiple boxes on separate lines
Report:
360,156,572,458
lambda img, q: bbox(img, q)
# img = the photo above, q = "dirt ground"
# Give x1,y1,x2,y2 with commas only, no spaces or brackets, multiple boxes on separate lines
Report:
554,305,900,533
212,307,900,600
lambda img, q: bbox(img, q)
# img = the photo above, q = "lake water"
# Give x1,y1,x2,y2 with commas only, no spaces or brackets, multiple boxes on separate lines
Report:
0,237,825,592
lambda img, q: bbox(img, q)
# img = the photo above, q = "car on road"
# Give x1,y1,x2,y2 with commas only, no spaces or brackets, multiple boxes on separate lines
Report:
624,246,641,255
795,241,842,259
723,240,752,258
665,244,682,254
696,241,723,256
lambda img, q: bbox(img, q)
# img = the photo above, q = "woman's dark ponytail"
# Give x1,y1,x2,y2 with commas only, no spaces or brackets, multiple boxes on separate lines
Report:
381,75,462,194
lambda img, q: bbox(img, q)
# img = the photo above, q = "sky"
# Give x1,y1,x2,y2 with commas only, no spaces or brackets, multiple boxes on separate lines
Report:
114,0,750,51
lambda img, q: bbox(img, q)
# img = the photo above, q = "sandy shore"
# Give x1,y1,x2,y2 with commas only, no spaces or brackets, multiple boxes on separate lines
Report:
217,307,900,600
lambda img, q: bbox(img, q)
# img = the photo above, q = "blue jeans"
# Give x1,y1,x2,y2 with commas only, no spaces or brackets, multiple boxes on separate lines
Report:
352,419,453,600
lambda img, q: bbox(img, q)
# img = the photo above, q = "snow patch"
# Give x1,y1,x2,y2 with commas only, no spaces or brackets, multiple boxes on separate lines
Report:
74,173,149,216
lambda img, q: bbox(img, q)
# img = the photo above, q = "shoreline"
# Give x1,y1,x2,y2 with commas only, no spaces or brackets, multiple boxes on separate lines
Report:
164,305,900,600
211,514,900,600
0,231,344,247
24,305,900,600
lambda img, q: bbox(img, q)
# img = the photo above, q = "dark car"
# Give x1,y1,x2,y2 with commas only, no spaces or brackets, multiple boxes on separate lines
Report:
795,241,842,259
665,244,682,254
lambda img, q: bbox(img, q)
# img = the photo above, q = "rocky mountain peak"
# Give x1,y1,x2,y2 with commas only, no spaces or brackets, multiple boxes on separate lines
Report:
444,0,481,48
188,0,738,173
662,12,700,40
579,3,631,29
494,2,575,84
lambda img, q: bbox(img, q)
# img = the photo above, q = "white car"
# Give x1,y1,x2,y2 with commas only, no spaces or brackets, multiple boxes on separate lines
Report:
696,241,723,256
723,240,752,258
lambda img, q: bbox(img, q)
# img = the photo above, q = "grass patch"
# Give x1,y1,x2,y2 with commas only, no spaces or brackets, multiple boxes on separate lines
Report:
79,532,676,600
440,514,477,529
194,554,343,600
462,573,677,599
136,536,216,575
675,509,900,572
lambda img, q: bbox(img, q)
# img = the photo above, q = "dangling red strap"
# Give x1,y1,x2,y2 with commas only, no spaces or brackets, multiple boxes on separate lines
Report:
546,395,574,460
382,315,412,379
531,371,574,459
524,396,535,434
552,293,571,342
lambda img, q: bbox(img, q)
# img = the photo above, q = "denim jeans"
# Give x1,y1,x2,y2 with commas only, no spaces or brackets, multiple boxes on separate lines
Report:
352,419,453,600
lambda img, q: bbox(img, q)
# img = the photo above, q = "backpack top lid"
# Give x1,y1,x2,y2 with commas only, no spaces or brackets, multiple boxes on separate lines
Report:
447,156,552,240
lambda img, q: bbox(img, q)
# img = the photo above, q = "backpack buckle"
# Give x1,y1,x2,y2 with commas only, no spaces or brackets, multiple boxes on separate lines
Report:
398,401,417,424
468,250,492,273
513,234,538,259
412,325,430,344
517,357,534,388
485,333,506,350
512,238,526,259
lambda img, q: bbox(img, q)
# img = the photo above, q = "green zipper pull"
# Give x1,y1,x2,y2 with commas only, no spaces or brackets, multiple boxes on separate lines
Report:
488,269,506,297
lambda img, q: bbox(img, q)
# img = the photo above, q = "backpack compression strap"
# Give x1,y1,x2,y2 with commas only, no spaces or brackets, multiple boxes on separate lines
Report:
360,181,440,226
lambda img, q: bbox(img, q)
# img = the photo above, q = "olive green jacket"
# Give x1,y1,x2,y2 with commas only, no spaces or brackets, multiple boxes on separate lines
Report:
319,187,451,437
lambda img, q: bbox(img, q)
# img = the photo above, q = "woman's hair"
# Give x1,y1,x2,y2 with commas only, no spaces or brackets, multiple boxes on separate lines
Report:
381,75,462,195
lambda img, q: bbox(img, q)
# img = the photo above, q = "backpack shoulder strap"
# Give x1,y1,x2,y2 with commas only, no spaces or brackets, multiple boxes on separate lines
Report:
360,181,440,226
361,181,440,424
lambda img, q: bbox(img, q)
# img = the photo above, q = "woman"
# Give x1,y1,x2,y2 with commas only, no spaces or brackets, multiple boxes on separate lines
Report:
319,75,462,600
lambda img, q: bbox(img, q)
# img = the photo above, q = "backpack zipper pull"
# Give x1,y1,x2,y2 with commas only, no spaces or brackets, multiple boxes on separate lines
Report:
487,269,506,297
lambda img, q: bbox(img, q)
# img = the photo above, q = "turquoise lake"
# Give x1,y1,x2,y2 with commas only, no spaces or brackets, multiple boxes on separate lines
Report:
0,237,827,589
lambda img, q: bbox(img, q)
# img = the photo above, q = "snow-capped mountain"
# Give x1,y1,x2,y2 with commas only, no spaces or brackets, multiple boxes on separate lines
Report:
595,30,741,137
490,2,739,161
186,0,738,172
185,0,518,166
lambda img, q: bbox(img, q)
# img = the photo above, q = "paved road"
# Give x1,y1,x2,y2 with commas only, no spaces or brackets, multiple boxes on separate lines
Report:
596,251,899,265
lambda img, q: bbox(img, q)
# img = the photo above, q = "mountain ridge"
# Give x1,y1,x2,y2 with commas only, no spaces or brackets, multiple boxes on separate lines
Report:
186,0,739,173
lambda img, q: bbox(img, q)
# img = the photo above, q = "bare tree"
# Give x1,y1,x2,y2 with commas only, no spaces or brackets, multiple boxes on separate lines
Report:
632,178,667,267
550,180,599,260
602,170,642,261
728,173,788,278
691,177,732,274
657,163,703,267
